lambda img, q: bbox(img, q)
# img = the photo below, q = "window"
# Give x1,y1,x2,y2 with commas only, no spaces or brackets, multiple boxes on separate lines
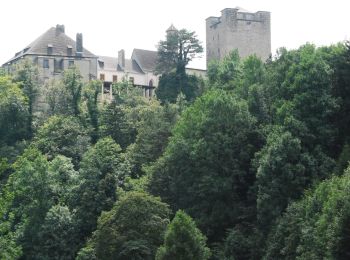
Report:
47,44,53,55
99,60,105,69
103,82,111,94
149,88,153,97
67,45,73,56
68,60,74,67
113,75,118,82
43,59,49,69
129,77,134,85
54,59,63,73
100,74,105,81
149,79,153,87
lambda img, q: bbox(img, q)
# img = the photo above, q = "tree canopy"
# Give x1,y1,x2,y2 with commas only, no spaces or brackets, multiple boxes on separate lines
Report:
156,28,203,74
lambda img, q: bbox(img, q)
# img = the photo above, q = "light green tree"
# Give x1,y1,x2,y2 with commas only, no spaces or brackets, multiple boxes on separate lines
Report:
0,76,29,145
156,210,210,260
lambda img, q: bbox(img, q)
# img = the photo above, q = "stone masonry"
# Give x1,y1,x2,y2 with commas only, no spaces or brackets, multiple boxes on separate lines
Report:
206,7,271,66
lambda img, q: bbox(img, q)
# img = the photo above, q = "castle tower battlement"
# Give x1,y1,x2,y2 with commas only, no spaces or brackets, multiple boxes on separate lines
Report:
206,7,271,67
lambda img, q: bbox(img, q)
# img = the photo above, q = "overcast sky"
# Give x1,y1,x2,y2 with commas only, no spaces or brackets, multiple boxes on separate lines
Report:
1,0,349,69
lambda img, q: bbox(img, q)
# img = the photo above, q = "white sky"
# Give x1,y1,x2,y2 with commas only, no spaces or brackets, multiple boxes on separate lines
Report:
1,0,349,69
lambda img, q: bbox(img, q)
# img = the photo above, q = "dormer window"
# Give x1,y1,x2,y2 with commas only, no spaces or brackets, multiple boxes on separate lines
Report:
47,44,53,55
67,45,73,56
98,60,104,69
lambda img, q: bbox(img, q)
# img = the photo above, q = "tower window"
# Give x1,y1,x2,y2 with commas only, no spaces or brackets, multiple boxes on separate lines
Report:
113,75,118,82
100,74,105,81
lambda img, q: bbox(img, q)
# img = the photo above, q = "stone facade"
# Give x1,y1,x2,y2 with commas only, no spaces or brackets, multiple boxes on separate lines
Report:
206,7,271,66
97,49,159,100
2,25,98,82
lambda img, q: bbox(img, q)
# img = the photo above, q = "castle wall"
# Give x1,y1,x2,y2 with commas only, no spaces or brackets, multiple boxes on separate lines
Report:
206,8,271,66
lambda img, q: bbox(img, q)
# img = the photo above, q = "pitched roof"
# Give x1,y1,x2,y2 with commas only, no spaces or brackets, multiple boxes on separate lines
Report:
131,49,158,72
234,6,251,13
123,59,144,74
98,56,117,70
98,55,144,74
5,26,96,64
166,24,178,32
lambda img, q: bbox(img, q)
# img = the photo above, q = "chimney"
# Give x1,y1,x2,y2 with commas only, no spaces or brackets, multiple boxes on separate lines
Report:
76,33,83,56
118,49,125,68
55,24,65,35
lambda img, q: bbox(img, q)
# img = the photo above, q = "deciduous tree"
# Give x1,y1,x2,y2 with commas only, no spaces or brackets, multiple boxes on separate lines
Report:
156,210,210,260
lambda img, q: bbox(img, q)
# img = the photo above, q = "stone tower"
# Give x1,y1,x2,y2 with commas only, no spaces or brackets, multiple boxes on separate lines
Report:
206,7,271,67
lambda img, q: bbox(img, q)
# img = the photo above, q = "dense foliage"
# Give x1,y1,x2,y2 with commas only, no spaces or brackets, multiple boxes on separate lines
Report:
0,41,350,259
156,210,211,260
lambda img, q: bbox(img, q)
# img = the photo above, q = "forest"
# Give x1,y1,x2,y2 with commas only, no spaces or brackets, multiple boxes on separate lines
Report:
1,30,350,259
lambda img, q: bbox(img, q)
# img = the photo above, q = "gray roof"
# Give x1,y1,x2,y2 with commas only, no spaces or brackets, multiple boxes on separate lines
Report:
5,26,96,64
98,55,143,74
166,24,178,32
234,6,251,13
98,56,117,70
131,49,158,72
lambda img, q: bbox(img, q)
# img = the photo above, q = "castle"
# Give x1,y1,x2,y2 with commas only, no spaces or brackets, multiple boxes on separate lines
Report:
206,7,271,66
2,6,271,96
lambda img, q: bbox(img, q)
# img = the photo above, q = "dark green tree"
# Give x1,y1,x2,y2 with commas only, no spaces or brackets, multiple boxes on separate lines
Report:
216,50,242,87
221,225,262,260
13,59,39,138
156,27,203,74
63,66,83,116
72,137,129,242
2,148,53,258
256,130,308,233
127,102,179,177
91,192,170,260
83,80,101,143
156,72,199,103
149,89,261,243
36,205,78,260
99,98,146,149
265,166,350,259
318,43,350,156
0,157,10,188
33,115,90,166
156,27,203,103
266,44,338,153
156,210,211,260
